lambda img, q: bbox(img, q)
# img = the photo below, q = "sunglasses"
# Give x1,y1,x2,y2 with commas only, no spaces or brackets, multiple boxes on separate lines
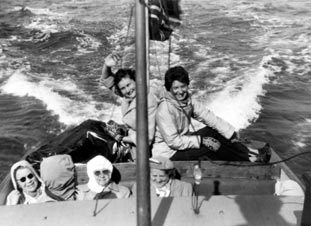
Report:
94,170,110,176
18,173,34,183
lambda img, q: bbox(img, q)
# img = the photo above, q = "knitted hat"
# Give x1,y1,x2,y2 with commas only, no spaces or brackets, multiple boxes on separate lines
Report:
10,160,43,191
149,156,174,170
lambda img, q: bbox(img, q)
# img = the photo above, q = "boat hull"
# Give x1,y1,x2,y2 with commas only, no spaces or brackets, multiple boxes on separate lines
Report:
0,195,304,226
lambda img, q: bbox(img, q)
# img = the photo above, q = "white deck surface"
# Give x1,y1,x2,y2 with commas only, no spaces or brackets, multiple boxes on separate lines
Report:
0,195,304,226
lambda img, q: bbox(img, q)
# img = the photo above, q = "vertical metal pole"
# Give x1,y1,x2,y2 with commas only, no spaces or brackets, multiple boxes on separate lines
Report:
301,172,311,226
135,1,151,226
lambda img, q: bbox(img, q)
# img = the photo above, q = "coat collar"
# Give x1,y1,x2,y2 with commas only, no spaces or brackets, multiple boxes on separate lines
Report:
83,181,120,193
121,97,136,115
161,90,192,109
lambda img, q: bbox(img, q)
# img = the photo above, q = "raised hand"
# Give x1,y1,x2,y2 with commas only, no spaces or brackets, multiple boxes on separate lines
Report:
104,54,121,67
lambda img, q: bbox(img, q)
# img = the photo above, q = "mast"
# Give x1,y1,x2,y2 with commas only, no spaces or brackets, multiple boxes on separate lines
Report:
135,1,151,226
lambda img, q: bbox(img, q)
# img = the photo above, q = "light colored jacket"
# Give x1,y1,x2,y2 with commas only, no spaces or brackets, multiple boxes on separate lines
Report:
121,90,158,145
132,179,193,197
152,90,235,158
102,75,162,146
77,182,131,200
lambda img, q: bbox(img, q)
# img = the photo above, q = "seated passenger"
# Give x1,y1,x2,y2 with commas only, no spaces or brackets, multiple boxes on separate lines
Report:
152,66,271,163
40,154,77,201
6,160,53,205
77,155,130,200
132,156,192,197
101,54,163,159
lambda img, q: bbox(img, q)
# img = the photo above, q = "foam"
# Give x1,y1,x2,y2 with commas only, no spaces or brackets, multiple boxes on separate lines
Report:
0,70,122,125
25,18,60,33
292,118,311,148
10,6,66,17
192,63,271,130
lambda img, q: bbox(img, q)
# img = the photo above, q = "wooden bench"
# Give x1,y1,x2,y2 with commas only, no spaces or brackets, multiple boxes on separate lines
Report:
0,160,280,205
76,160,280,196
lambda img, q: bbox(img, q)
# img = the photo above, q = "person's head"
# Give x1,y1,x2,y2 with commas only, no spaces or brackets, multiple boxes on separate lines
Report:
87,155,113,192
164,66,190,101
10,160,42,195
114,69,136,99
40,154,76,201
149,156,175,189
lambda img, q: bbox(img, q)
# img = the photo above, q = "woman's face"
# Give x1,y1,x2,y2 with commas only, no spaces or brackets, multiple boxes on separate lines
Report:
150,168,170,189
118,75,136,100
94,169,111,187
16,168,39,194
169,80,188,101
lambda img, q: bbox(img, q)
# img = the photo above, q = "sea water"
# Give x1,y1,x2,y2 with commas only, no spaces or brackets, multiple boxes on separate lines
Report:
0,0,310,181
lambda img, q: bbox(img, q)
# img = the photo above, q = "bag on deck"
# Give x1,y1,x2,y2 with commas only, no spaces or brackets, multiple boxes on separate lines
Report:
26,119,131,171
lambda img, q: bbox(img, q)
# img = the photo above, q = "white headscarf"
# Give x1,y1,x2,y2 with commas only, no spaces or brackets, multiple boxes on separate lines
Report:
10,160,43,192
87,155,113,193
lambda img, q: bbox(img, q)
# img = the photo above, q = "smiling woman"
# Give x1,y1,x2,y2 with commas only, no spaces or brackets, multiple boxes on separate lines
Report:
152,66,271,163
76,155,131,200
132,156,193,198
114,69,137,99
6,160,53,205
100,53,162,158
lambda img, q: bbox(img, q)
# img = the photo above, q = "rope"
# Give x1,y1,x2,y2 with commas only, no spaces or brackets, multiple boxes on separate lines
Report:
108,3,134,121
153,43,162,77
168,36,171,68
209,151,311,167
192,183,200,214
120,3,135,68
139,0,150,9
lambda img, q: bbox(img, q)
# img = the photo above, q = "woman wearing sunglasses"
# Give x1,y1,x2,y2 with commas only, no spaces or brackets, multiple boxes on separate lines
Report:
6,160,53,205
77,155,130,200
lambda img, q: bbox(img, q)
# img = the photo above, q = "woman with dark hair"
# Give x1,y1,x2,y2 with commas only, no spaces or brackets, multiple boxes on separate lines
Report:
152,66,271,162
100,54,162,158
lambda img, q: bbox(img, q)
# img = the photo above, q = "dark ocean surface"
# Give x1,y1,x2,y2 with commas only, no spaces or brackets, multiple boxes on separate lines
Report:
0,0,310,181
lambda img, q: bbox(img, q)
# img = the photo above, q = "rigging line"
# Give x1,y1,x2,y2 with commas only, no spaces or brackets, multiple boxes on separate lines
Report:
108,100,117,121
120,3,135,68
108,3,134,120
153,42,163,78
208,151,311,167
167,37,172,72
139,0,151,9
191,184,200,214
93,194,99,216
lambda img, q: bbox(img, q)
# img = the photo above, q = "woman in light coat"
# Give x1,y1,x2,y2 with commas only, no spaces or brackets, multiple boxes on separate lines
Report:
152,66,271,162
101,54,162,157
6,160,53,205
